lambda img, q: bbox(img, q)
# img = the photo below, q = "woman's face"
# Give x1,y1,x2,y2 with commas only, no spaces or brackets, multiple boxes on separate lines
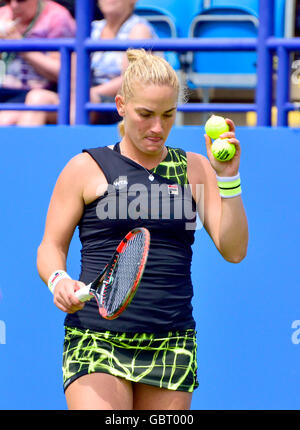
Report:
116,82,178,156
98,0,136,17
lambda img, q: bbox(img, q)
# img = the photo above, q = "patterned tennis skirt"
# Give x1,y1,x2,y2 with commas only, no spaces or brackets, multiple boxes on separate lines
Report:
62,326,199,393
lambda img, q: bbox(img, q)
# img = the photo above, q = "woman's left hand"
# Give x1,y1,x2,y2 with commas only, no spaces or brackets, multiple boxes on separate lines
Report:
204,118,241,177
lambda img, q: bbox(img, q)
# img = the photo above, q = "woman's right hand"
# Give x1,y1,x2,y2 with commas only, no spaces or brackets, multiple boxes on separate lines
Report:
53,279,86,314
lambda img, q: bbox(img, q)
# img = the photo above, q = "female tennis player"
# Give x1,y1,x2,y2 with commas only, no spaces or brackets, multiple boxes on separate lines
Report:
37,49,248,410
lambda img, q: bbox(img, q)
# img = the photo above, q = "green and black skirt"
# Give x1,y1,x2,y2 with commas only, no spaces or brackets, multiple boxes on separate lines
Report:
62,326,199,393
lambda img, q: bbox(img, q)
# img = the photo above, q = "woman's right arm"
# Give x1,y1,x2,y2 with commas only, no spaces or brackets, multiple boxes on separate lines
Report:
37,154,89,313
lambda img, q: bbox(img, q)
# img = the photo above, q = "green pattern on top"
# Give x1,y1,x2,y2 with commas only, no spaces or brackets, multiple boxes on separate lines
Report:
151,147,188,185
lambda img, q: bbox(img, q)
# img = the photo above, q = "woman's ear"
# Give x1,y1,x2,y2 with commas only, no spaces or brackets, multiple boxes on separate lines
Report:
115,94,125,117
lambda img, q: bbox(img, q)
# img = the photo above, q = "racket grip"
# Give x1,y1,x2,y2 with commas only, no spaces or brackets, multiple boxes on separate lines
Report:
75,284,92,302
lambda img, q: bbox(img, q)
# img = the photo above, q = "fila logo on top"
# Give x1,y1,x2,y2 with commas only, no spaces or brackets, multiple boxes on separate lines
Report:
167,184,179,195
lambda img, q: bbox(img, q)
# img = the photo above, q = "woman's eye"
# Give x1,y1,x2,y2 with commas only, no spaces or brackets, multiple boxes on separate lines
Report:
138,112,173,118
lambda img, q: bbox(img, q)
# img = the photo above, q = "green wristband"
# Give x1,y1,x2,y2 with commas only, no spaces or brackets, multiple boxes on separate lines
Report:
216,173,242,198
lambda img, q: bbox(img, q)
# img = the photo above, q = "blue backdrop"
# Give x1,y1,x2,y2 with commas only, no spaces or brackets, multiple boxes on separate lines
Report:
0,125,299,410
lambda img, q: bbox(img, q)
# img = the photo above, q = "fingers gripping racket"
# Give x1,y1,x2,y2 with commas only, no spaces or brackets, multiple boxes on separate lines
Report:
75,228,150,320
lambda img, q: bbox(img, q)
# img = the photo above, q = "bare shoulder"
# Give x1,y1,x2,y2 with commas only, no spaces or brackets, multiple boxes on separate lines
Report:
61,151,108,204
186,151,220,211
186,151,215,184
54,152,98,192
59,152,100,178
186,151,207,165
64,152,94,170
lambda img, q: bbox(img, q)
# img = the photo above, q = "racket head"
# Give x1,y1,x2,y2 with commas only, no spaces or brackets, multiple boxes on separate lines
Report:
92,227,150,319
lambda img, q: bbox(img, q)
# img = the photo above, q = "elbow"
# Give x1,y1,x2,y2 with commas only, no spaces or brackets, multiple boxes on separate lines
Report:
220,243,248,264
223,248,248,264
225,253,247,264
219,233,249,264
36,243,43,273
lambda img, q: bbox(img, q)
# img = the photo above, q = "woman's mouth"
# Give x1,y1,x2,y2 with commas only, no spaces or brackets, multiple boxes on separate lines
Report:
145,136,163,143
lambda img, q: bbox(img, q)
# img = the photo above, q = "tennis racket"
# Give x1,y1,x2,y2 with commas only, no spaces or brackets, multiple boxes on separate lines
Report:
75,227,150,320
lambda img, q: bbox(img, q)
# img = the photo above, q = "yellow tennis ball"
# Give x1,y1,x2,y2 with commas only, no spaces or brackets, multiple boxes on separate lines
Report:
211,138,236,162
205,115,230,140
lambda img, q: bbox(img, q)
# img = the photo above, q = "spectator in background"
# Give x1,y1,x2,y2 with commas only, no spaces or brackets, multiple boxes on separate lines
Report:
17,0,156,125
0,0,75,125
51,0,104,19
52,0,75,17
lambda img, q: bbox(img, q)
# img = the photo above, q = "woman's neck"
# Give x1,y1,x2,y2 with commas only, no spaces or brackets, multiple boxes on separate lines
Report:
119,138,168,170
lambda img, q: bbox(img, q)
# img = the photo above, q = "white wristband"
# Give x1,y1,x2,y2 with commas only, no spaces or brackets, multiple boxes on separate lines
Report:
48,270,71,294
216,172,240,182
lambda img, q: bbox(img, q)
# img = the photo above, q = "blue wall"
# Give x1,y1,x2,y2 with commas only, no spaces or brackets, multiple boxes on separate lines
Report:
0,125,299,410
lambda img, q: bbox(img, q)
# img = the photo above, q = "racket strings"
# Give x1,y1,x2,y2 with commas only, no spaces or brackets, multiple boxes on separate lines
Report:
103,233,146,314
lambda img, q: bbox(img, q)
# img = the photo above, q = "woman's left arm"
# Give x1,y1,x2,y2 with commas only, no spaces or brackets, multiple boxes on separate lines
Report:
187,119,248,263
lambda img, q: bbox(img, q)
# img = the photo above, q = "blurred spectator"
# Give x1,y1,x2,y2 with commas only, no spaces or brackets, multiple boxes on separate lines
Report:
0,0,75,125
17,0,157,125
93,0,104,20
51,0,104,19
52,0,75,17
295,0,300,37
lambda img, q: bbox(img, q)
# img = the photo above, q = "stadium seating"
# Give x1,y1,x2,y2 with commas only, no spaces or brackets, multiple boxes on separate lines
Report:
134,1,261,100
186,4,259,94
275,0,289,37
135,0,201,37
134,0,203,70
203,0,286,36
202,0,259,16
134,0,178,70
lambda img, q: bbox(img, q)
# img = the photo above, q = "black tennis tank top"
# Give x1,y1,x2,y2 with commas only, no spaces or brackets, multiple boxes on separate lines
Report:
64,144,197,333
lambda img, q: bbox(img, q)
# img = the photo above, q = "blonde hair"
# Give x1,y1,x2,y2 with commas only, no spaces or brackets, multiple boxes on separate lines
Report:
118,49,184,137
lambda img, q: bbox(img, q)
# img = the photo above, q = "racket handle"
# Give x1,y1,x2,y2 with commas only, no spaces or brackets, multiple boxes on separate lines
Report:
75,284,92,302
